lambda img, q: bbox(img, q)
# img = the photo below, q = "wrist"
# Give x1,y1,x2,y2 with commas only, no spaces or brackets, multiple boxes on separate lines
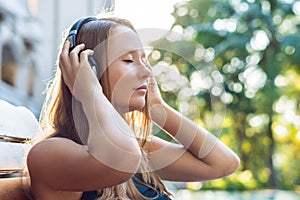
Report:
73,66,102,103
150,102,169,127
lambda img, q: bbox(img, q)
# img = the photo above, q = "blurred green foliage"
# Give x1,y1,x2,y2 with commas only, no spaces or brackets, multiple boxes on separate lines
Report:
149,0,300,191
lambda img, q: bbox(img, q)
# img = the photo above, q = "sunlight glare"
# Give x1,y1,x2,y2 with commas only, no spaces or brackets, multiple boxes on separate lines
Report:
114,0,181,29
274,125,288,138
297,131,300,141
250,30,270,51
293,1,300,15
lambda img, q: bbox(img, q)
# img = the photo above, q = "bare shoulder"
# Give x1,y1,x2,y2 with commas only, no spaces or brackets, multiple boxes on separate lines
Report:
27,137,85,171
30,137,80,150
28,137,83,158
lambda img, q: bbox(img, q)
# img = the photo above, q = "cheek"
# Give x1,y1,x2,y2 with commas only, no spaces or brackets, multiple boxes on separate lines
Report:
110,71,125,91
109,70,133,99
110,67,134,88
100,70,109,98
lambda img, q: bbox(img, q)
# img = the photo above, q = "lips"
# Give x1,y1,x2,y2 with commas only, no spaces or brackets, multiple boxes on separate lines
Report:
137,85,147,90
135,84,148,92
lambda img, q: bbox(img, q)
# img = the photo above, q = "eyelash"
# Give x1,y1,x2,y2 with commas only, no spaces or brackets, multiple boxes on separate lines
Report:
123,59,134,63
122,57,147,65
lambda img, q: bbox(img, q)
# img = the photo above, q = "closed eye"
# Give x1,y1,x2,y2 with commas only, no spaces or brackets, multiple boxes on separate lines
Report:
123,59,134,63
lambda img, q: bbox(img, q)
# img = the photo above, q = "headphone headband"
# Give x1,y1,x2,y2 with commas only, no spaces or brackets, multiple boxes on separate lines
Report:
67,17,97,49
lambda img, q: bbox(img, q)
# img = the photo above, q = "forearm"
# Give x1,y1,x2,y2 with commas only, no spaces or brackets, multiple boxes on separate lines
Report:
150,102,238,164
78,85,141,173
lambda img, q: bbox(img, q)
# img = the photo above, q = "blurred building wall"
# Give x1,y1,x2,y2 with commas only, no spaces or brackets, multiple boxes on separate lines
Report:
0,0,43,116
0,0,113,117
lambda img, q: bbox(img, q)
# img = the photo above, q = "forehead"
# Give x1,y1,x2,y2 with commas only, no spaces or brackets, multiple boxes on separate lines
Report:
107,26,144,63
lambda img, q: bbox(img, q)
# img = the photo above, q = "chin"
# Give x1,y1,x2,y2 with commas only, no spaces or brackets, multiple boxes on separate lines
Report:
129,100,146,111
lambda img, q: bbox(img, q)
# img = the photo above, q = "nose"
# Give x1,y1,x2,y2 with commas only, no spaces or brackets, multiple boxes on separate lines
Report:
138,62,152,79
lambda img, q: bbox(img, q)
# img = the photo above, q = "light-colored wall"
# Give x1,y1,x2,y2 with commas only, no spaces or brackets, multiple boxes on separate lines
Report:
0,0,44,115
0,0,111,115
34,0,112,108
36,0,111,73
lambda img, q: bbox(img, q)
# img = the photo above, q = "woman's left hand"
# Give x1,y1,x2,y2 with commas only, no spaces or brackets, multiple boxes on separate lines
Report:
147,67,169,124
148,71,164,107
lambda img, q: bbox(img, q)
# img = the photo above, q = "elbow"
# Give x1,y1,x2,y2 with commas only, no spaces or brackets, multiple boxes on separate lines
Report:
121,140,143,174
117,141,142,174
102,148,142,175
222,154,240,178
87,134,142,174
120,151,142,175
99,151,141,186
113,152,142,184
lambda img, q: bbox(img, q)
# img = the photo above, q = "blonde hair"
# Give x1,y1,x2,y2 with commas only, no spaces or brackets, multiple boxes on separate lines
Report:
37,17,171,199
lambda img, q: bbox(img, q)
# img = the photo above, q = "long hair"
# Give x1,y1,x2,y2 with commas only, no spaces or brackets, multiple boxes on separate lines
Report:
38,16,171,199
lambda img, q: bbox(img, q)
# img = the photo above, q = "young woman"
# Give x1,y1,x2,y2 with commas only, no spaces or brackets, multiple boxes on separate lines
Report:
26,16,240,199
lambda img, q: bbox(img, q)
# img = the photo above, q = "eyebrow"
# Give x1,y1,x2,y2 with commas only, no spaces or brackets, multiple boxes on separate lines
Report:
123,50,146,57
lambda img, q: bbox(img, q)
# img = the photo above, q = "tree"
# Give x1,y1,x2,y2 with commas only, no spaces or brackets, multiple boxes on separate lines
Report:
149,0,300,190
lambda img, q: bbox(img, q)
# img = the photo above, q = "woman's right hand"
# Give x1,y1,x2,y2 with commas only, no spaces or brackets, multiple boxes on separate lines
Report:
59,40,101,102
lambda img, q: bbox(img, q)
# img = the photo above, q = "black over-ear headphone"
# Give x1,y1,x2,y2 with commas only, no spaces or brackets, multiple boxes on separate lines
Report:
67,17,98,75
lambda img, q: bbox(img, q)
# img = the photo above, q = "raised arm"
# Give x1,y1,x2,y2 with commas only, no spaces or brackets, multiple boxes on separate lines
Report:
147,74,240,182
27,42,141,194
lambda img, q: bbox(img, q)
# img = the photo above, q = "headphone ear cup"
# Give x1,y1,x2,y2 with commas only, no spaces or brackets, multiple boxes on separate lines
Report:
88,56,98,75
67,35,76,52
66,17,99,77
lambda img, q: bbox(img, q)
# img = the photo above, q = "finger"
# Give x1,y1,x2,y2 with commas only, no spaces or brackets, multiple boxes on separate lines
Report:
62,40,71,51
59,40,71,73
59,40,70,60
79,49,94,65
69,43,85,64
149,74,158,89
